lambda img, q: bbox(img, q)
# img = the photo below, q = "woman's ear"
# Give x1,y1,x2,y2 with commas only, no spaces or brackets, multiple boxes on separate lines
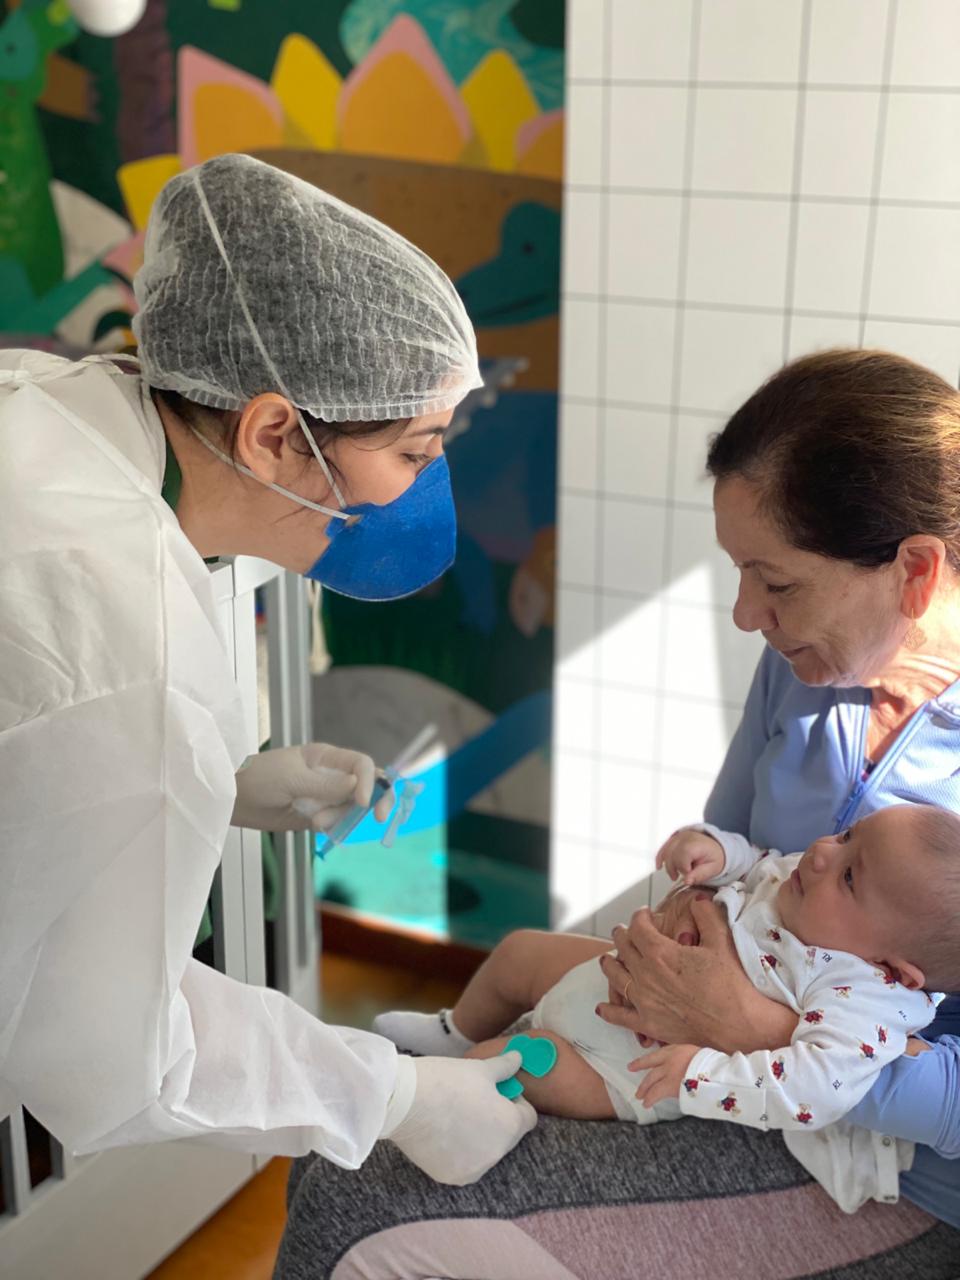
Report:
897,535,946,621
234,394,300,480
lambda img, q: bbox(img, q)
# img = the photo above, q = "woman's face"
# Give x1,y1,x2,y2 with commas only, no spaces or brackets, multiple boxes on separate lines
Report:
321,411,452,506
713,475,907,687
278,408,453,572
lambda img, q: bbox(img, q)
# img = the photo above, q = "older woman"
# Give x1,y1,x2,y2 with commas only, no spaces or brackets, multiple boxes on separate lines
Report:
274,350,960,1278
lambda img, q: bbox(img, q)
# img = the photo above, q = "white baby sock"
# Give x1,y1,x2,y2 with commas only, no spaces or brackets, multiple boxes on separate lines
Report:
372,1008,475,1057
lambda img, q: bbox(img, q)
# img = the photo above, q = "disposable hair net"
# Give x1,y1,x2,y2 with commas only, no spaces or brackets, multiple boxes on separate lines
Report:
132,153,482,423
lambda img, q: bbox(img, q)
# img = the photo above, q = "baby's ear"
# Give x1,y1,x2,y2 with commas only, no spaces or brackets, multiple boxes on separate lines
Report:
884,956,926,991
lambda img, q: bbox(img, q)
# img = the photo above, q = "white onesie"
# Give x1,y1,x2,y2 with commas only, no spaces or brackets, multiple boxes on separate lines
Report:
531,824,935,1213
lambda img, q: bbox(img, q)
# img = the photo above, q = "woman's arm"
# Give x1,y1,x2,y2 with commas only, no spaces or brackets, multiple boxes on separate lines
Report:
702,648,774,834
597,899,797,1054
844,1036,960,1157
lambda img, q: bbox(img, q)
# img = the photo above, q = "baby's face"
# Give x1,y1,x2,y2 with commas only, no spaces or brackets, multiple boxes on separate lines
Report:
776,807,930,981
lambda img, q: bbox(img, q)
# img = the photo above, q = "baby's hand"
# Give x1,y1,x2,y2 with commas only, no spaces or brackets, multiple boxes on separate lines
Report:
655,828,725,886
629,1044,699,1109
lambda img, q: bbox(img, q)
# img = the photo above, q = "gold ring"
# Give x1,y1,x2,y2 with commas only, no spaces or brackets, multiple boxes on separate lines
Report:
623,977,634,1003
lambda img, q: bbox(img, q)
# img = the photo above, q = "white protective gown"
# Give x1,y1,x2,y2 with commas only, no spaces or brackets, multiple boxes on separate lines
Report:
0,350,399,1163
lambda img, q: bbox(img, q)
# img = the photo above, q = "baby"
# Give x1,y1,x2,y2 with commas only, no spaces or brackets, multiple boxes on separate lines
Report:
376,803,960,1212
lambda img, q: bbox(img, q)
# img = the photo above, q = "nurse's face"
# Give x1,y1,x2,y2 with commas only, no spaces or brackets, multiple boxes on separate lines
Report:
714,475,907,688
262,406,453,574
323,410,452,507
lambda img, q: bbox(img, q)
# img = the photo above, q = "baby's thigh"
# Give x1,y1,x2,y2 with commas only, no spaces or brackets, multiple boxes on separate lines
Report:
465,1031,617,1121
521,932,613,1008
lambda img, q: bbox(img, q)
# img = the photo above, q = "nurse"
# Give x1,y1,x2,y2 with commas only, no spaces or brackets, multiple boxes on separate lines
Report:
0,154,535,1185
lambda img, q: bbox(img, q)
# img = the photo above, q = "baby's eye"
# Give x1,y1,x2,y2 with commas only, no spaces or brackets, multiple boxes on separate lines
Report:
765,583,793,595
841,829,852,843
844,866,854,889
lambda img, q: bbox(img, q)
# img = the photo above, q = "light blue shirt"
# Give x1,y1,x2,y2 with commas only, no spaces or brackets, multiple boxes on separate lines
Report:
703,645,960,1227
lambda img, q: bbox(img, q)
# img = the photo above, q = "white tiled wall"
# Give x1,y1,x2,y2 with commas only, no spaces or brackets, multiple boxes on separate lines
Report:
553,0,960,933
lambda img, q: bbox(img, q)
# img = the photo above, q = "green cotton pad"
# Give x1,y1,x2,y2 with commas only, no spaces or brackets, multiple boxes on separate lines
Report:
496,1033,559,1097
497,1075,525,1100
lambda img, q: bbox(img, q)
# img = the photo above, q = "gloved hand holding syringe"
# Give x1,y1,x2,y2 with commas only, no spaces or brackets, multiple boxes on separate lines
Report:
309,724,436,859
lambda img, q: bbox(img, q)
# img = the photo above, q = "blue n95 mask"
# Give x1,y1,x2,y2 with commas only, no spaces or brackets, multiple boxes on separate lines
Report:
306,451,456,600
193,420,457,601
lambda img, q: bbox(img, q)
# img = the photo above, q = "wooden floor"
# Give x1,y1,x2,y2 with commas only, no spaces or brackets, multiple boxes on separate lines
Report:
145,952,462,1280
144,1158,292,1280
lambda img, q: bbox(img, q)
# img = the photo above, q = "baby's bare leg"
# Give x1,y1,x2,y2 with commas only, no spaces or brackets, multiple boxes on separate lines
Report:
465,1031,617,1119
453,930,612,1042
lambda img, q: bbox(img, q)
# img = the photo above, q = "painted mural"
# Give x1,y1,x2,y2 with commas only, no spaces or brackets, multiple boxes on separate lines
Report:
2,0,564,946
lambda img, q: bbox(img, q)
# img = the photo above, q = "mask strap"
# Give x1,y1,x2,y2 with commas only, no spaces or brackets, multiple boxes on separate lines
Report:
192,170,347,509
192,430,350,521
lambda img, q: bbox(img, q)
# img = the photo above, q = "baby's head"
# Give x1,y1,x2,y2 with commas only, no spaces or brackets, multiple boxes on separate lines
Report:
776,804,960,992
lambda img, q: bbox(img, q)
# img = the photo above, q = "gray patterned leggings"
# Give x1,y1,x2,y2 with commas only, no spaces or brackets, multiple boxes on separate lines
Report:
273,1115,960,1279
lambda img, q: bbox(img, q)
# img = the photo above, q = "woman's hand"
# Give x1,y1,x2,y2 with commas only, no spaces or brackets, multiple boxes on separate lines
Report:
599,891,720,1045
597,898,798,1055
602,888,710,1045
651,885,716,948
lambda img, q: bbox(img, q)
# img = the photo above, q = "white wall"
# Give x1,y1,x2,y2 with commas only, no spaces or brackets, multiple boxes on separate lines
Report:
553,0,960,933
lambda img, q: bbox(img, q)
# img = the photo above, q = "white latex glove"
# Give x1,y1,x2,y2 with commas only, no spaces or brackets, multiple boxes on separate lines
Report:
380,1053,537,1186
231,744,395,833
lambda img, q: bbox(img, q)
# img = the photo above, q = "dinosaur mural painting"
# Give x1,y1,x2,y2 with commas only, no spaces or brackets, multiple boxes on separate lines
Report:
0,0,78,300
340,0,564,112
456,201,561,328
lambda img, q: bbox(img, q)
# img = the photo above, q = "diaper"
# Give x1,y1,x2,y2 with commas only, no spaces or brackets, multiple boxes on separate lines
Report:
530,954,682,1124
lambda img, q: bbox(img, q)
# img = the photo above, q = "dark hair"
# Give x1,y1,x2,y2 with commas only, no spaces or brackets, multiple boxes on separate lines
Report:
706,349,960,573
153,389,407,476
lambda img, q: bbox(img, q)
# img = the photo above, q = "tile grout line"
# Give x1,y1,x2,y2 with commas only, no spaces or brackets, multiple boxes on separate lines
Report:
566,187,960,210
858,0,898,347
782,0,813,361
564,394,726,417
557,581,739,617
558,587,736,616
564,295,960,328
586,0,616,927
647,0,703,896
566,77,960,95
557,671,747,711
556,748,725,782
560,486,713,511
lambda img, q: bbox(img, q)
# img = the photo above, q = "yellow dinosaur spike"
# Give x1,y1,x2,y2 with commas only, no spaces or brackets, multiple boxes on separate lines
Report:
460,51,539,172
272,34,341,150
341,54,467,163
117,155,183,232
193,84,284,162
515,113,565,181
